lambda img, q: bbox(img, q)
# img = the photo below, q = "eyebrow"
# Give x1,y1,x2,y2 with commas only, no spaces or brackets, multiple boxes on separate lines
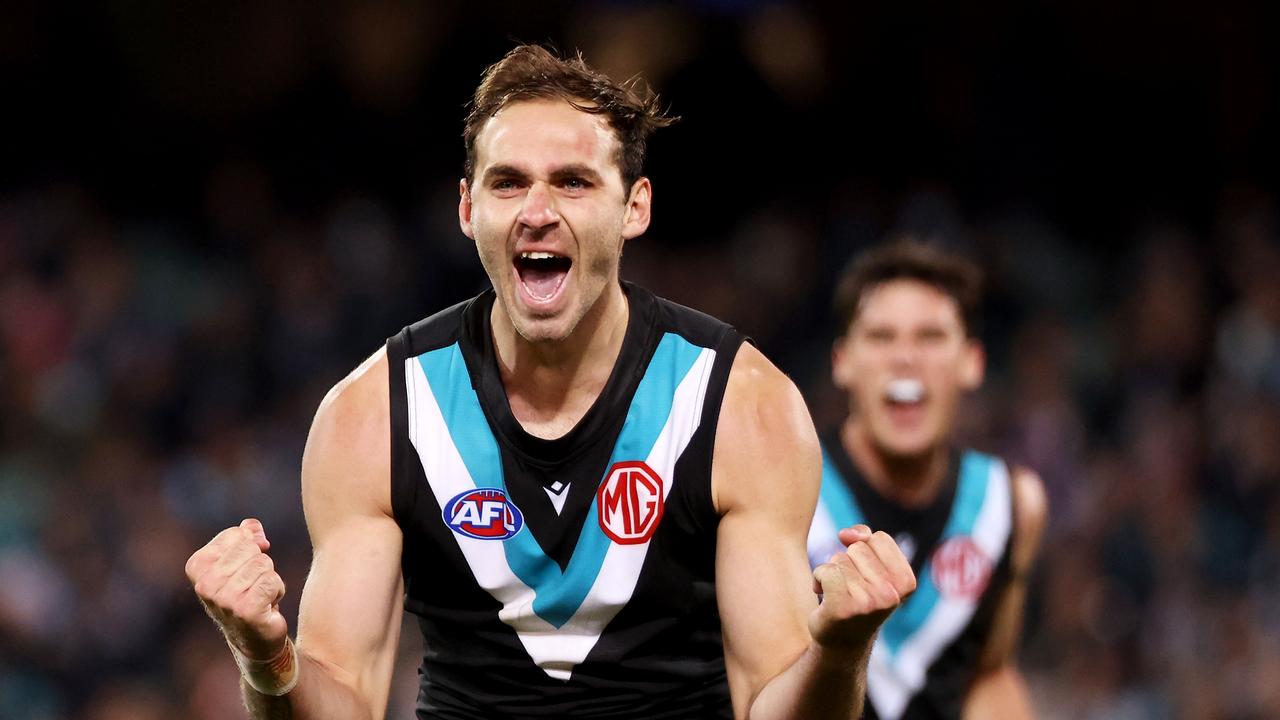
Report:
480,163,605,185
548,164,604,185
481,164,530,184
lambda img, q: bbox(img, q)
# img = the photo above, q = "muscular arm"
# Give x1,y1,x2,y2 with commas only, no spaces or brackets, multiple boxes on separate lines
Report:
714,345,914,720
962,466,1048,720
192,349,405,720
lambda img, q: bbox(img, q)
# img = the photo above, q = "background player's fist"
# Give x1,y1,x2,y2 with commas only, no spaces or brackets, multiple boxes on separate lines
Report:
185,518,289,660
808,524,916,652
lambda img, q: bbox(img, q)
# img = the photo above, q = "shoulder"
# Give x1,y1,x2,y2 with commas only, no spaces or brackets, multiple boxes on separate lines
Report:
712,343,821,515
312,348,389,448
1007,464,1048,574
723,343,806,415
721,344,813,446
390,293,486,359
303,348,392,518
646,287,741,350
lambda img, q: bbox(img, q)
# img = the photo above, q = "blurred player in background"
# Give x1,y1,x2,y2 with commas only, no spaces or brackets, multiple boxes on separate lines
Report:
185,45,914,719
808,241,1047,720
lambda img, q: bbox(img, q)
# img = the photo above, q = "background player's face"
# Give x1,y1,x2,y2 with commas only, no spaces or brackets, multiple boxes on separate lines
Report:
459,99,651,343
832,279,984,459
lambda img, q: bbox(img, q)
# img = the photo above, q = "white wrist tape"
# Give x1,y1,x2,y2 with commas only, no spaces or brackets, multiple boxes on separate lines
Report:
229,635,300,697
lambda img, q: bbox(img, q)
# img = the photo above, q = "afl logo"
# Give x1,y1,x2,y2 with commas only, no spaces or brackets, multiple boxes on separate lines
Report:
443,488,524,540
597,461,665,545
930,536,992,601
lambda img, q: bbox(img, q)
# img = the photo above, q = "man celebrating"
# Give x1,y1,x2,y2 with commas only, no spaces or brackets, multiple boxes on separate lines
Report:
808,242,1047,719
185,45,914,719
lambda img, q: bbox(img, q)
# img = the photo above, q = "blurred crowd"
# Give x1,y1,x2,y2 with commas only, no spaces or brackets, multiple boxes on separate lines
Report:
3,2,1280,719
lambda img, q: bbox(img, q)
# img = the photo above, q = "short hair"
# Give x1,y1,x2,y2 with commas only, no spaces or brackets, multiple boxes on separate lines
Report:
463,44,676,190
833,240,983,338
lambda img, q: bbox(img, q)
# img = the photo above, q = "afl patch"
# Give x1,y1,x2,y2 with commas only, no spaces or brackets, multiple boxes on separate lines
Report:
443,488,524,540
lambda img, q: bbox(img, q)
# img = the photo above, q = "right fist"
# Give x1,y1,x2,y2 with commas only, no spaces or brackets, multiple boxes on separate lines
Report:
185,518,288,661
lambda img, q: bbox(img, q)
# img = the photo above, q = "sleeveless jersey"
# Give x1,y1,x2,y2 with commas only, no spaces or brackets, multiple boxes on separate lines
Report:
806,430,1016,720
385,283,744,719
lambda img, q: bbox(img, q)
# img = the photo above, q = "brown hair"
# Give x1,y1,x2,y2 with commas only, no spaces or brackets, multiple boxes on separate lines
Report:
833,240,983,338
463,44,676,190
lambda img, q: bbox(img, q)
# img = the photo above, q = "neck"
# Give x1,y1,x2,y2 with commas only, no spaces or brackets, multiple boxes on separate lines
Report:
842,419,950,508
490,282,629,433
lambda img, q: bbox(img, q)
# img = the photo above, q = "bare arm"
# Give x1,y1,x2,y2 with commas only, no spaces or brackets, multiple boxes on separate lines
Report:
962,466,1048,720
188,349,404,720
713,345,915,720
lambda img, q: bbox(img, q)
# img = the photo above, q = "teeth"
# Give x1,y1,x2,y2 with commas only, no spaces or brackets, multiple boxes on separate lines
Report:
885,379,925,404
520,251,559,260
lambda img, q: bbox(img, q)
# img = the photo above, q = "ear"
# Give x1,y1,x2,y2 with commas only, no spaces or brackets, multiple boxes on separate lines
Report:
959,339,985,390
621,177,652,240
831,335,853,390
458,178,474,240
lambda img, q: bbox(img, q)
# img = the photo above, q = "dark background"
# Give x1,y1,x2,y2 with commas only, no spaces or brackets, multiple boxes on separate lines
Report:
3,2,1279,718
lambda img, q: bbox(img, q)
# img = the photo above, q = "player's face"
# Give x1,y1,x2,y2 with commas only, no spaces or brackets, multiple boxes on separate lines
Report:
460,99,651,343
832,279,984,459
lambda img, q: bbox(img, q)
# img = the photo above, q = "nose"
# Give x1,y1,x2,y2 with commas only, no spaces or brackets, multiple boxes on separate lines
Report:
888,337,921,372
517,181,560,232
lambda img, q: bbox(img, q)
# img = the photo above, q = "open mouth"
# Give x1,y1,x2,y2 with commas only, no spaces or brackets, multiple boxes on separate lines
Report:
514,251,572,303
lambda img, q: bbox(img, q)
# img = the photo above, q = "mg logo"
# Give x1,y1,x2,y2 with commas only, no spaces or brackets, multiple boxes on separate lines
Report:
597,461,665,545
930,536,993,601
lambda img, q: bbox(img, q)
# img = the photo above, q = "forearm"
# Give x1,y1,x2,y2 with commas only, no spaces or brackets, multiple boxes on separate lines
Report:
962,665,1035,720
746,641,869,720
242,651,376,720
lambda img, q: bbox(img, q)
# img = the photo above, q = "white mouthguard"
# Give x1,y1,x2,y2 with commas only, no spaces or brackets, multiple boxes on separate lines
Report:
885,378,925,403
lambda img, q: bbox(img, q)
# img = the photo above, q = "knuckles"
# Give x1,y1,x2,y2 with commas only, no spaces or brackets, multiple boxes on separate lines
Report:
898,568,918,596
867,579,903,611
186,526,274,603
183,553,204,582
251,554,274,573
232,595,265,621
192,576,218,601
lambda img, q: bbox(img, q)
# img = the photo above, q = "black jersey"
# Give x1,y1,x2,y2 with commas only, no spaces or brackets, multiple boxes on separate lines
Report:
385,283,744,719
806,430,1016,720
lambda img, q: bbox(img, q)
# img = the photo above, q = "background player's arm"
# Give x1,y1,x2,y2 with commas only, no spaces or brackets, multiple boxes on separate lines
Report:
962,466,1048,720
714,344,914,720
192,349,405,720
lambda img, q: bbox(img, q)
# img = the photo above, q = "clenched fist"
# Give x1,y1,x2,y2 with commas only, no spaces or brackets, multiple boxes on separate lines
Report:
186,518,289,662
809,524,916,652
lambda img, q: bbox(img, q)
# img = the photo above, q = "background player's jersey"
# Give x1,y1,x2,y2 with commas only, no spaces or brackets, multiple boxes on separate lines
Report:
807,431,1016,720
385,283,744,719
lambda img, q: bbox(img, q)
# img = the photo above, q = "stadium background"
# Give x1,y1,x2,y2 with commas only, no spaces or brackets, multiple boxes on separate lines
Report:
3,2,1280,718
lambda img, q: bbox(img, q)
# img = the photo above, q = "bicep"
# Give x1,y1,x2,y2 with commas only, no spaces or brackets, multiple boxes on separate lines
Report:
713,345,823,716
717,501,817,717
296,512,404,716
294,349,405,716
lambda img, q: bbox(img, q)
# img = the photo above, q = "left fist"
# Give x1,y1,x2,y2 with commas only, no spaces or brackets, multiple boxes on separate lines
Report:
808,524,916,652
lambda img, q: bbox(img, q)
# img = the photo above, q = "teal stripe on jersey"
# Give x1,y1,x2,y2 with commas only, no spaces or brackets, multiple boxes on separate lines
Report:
818,448,866,530
531,333,702,627
419,334,704,629
879,451,993,656
418,344,504,496
947,452,991,538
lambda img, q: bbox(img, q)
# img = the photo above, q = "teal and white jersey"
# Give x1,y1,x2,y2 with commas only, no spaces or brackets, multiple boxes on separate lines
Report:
387,283,744,719
807,433,1016,720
